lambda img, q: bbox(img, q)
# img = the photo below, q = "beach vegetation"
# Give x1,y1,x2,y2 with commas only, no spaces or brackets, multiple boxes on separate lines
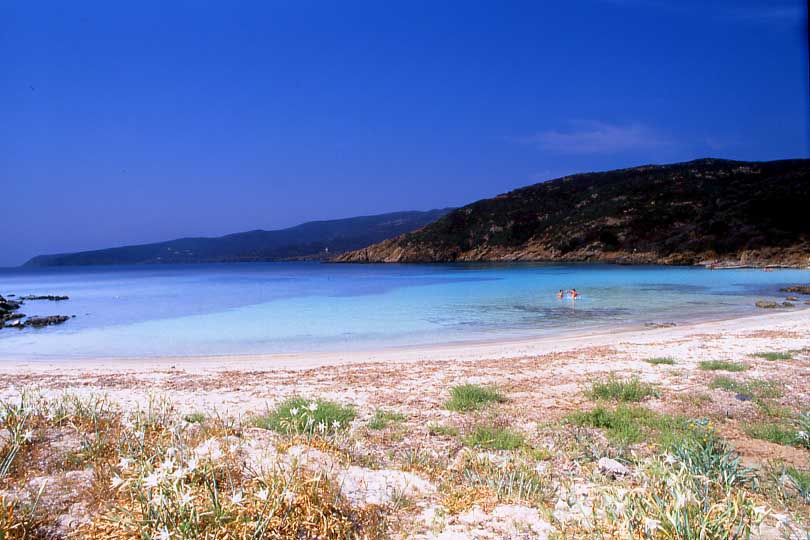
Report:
699,360,747,372
444,384,506,412
427,423,458,437
568,405,704,448
462,424,524,450
751,351,792,361
183,411,206,423
254,397,355,435
709,376,783,399
368,409,406,430
588,376,658,402
644,356,675,365
744,422,798,446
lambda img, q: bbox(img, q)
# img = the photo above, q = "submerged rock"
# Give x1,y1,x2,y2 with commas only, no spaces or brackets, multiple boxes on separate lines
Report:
780,285,810,295
25,315,70,328
20,295,69,301
755,300,780,309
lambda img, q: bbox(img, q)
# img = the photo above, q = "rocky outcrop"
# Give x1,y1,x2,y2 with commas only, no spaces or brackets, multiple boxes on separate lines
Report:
0,294,72,330
781,285,810,294
25,315,71,328
336,158,810,266
20,295,69,301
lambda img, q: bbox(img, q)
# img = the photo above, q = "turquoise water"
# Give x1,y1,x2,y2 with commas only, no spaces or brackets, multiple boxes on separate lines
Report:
0,263,807,359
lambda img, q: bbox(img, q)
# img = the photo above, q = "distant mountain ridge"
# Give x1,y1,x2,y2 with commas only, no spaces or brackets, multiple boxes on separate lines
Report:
24,209,452,266
336,158,810,267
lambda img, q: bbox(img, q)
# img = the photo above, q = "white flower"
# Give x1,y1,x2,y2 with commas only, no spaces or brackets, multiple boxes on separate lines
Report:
144,472,161,488
614,500,626,515
110,475,124,489
165,447,177,458
180,492,194,506
644,518,661,534
331,420,341,430
674,492,687,509
663,453,676,465
158,457,174,472
229,491,244,506
118,457,132,470
317,421,326,433
289,408,299,416
156,526,171,540
256,488,269,501
282,490,296,504
307,402,318,412
22,430,33,442
171,467,186,480
186,458,198,473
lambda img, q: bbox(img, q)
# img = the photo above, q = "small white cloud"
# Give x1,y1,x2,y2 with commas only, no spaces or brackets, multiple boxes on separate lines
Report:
521,121,674,154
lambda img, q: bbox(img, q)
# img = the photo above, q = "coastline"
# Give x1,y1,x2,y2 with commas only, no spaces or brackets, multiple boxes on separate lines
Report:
1,306,807,374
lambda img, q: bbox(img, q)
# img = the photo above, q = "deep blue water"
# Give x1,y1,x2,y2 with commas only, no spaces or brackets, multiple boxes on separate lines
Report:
0,263,807,359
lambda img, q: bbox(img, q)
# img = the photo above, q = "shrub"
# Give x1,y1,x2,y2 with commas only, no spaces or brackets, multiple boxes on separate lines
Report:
183,412,206,424
427,423,459,437
588,376,658,402
699,360,747,372
445,384,506,412
744,422,796,446
709,377,782,399
254,397,355,435
568,405,699,447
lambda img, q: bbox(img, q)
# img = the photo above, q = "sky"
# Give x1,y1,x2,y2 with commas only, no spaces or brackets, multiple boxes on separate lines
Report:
1,0,808,266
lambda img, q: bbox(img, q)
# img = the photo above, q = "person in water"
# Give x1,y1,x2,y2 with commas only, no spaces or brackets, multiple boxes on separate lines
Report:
557,289,564,299
570,288,579,299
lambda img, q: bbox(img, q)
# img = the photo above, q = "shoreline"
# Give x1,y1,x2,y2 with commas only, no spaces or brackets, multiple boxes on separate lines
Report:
2,306,807,374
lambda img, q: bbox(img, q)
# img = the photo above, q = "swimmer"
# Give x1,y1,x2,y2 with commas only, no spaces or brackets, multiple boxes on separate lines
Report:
557,289,564,299
570,288,579,299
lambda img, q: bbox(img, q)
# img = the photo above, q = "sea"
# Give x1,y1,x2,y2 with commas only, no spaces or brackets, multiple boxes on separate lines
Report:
0,263,808,360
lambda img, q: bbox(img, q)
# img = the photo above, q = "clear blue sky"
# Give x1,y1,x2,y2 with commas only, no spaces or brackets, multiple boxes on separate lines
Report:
2,0,808,266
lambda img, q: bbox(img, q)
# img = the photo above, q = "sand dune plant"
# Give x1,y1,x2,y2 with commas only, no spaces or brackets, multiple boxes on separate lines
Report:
744,422,797,447
445,384,506,412
795,411,810,449
367,409,406,430
255,397,356,436
751,351,793,361
588,376,658,402
427,423,459,437
645,357,676,365
709,376,782,399
452,453,555,507
568,405,699,448
462,425,524,450
699,360,747,372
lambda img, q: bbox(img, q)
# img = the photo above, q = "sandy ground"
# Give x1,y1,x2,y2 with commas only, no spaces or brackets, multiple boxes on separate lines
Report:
1,308,808,421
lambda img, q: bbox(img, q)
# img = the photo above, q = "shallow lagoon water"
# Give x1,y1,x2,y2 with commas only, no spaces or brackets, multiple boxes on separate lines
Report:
0,262,807,359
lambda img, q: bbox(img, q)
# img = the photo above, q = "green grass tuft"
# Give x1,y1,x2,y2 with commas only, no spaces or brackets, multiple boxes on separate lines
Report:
367,409,406,430
183,412,206,424
744,422,797,446
588,376,658,402
709,377,783,399
254,397,355,434
568,405,701,447
427,423,459,437
699,360,747,372
644,357,676,365
445,384,506,412
751,351,792,361
463,425,524,450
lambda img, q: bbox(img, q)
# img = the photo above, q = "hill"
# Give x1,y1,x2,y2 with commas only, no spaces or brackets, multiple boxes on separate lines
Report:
336,159,810,266
24,209,451,266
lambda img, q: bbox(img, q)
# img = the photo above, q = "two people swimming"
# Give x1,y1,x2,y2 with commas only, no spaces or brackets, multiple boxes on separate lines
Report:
557,289,579,299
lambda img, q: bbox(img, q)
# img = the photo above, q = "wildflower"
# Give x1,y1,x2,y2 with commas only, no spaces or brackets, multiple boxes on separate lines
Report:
317,421,326,433
229,491,244,506
165,447,177,458
144,472,161,488
110,475,124,489
282,489,296,504
186,458,198,473
158,457,174,472
118,457,132,470
156,526,171,540
644,518,661,535
256,488,269,501
289,407,299,416
663,453,676,465
614,500,626,515
180,492,194,506
674,491,687,509
171,467,186,480
332,420,341,430
22,429,33,442
307,402,318,412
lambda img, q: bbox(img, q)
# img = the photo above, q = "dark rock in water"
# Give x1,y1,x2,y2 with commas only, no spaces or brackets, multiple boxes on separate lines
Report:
735,394,753,402
786,296,799,301
3,319,24,329
755,300,780,309
644,322,677,328
25,315,70,328
782,302,795,308
780,285,810,294
0,295,22,313
1,312,25,323
20,295,69,301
